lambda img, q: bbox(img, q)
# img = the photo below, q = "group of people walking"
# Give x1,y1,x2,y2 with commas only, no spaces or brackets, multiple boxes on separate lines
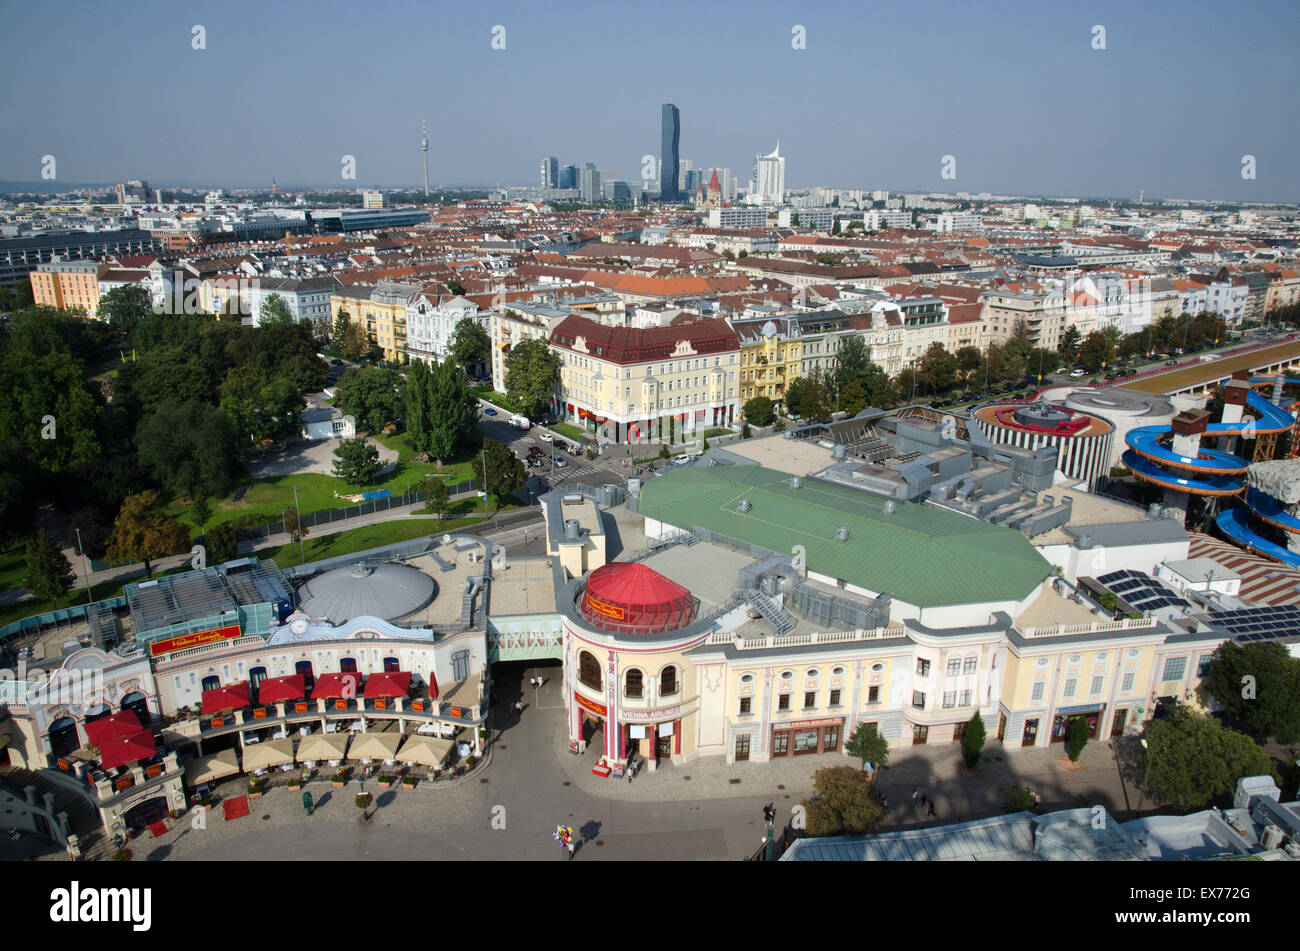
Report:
911,788,937,818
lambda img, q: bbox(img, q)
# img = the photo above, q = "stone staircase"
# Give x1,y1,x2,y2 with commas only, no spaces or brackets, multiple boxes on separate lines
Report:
0,765,110,860
741,590,796,635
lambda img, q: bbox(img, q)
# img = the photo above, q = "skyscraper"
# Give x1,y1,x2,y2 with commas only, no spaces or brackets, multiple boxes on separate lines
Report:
753,143,785,204
579,163,601,203
540,156,558,188
558,164,577,189
660,103,680,202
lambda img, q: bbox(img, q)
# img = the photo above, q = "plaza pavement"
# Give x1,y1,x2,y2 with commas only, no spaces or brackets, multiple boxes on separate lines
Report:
50,665,1144,862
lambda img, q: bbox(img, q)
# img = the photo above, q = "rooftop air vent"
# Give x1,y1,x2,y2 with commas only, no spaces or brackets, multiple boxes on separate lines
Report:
563,518,581,540
882,500,896,515
832,444,847,460
790,476,802,489
835,525,850,541
738,498,752,513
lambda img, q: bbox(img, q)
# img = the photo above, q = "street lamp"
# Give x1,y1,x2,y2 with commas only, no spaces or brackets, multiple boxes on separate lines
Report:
1135,737,1151,816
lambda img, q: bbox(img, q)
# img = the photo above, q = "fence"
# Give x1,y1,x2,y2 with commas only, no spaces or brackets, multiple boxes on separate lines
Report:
231,479,478,541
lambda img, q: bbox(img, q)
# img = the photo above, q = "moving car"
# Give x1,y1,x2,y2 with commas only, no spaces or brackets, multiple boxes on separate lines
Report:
509,415,530,430
483,407,497,416
539,433,553,442
1165,360,1178,366
552,455,568,468
1069,369,1086,378
528,446,545,457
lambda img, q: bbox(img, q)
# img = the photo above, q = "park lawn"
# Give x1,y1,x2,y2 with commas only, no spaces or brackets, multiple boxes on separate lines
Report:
702,427,733,439
0,545,28,592
165,435,481,532
552,422,587,443
260,511,494,568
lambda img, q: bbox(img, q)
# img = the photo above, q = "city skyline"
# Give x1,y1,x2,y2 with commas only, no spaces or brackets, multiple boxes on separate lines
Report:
1,0,1298,202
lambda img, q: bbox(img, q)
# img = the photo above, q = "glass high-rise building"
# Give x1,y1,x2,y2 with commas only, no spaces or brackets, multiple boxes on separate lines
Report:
540,156,558,188
660,103,680,202
558,164,577,189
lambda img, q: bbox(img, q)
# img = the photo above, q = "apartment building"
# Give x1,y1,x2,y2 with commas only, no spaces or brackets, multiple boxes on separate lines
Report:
733,316,804,412
331,281,420,362
550,314,741,443
29,259,108,315
406,290,482,372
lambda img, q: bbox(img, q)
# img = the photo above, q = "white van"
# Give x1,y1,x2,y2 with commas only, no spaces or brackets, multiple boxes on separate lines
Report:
509,415,530,429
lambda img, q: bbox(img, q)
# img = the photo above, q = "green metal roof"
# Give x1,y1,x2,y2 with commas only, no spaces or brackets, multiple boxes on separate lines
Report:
636,465,1051,608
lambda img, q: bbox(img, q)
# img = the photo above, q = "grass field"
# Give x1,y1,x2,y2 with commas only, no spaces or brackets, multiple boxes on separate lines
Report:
165,433,481,533
259,514,489,568
551,422,588,442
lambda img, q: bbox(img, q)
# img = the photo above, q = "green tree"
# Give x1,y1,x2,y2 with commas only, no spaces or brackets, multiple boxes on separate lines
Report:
445,278,466,296
838,379,869,416
206,522,239,563
191,495,212,531
919,342,958,394
1067,716,1089,762
1002,781,1042,813
448,317,490,373
258,293,295,327
845,722,889,770
1059,325,1082,359
425,359,479,460
24,529,75,603
1078,330,1116,372
1204,641,1300,743
283,507,308,544
97,284,151,334
420,476,451,519
963,711,987,769
801,766,886,837
833,334,869,395
340,322,372,361
333,367,404,433
831,217,842,236
332,308,352,346
332,437,384,486
504,338,561,418
742,395,774,426
1143,708,1276,812
1027,347,1061,382
107,490,191,578
67,506,110,560
955,345,982,384
741,422,752,438
220,364,304,445
135,400,239,499
473,438,526,507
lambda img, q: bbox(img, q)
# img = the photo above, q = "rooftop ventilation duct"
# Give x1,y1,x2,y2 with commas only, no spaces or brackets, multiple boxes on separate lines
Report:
738,498,752,513
563,518,581,540
882,500,896,515
832,444,847,460
835,525,850,541
790,476,802,489
1078,532,1092,548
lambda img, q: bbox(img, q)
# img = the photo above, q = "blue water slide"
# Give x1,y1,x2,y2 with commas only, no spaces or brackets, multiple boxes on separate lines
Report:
1215,506,1300,568
1120,448,1245,494
1123,425,1247,474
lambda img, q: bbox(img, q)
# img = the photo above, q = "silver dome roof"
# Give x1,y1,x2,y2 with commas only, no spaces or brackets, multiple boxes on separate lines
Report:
297,562,435,624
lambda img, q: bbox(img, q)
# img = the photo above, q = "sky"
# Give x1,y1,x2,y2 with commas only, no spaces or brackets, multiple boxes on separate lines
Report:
2,0,1298,202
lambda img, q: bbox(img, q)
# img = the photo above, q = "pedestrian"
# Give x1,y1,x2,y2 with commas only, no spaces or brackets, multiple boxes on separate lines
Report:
911,788,917,804
881,795,888,810
567,835,575,860
918,792,927,807
927,800,935,818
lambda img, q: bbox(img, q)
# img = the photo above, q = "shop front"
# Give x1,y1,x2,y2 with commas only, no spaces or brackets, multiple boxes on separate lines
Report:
572,690,606,755
1050,705,1103,743
621,705,682,771
769,717,843,759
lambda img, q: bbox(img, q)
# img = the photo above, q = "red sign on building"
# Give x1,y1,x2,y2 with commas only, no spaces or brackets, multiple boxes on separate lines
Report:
149,623,242,657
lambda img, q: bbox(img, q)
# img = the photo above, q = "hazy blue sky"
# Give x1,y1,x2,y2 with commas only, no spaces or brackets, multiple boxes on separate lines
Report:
2,0,1297,201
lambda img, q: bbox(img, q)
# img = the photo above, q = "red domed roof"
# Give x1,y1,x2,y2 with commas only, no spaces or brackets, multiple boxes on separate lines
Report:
579,562,696,635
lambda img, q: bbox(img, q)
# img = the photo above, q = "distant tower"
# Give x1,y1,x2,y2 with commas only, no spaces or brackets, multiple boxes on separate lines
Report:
421,120,430,197
271,177,277,198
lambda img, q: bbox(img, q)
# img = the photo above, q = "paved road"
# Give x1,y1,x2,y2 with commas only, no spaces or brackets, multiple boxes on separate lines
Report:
142,663,1143,862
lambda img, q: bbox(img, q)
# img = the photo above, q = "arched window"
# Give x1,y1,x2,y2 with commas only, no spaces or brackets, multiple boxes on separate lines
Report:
451,650,470,682
625,669,643,698
201,675,220,693
121,691,149,725
659,666,678,697
578,651,601,691
84,704,112,722
383,657,400,673
295,660,315,687
48,717,80,757
249,667,268,690
340,657,357,673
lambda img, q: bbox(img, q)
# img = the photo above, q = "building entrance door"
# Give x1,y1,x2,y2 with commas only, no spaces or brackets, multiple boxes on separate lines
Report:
735,734,750,761
1110,708,1127,737
1022,718,1039,747
997,713,1007,742
656,734,673,760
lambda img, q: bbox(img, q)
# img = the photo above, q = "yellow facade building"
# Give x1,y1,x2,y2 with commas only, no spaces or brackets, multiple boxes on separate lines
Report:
30,260,108,316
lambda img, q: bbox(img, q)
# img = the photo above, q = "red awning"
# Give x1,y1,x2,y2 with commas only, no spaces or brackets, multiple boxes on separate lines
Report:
363,671,411,698
222,795,251,822
256,674,306,704
201,682,251,715
98,728,156,770
311,672,361,700
428,671,440,701
83,710,142,748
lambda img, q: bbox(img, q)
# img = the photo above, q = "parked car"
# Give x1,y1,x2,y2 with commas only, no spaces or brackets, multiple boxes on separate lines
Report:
1069,369,1086,378
483,407,497,416
528,446,545,457
552,456,568,468
1165,360,1178,366
539,433,553,442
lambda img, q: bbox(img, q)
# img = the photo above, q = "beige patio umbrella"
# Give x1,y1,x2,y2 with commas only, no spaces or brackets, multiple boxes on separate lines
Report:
348,732,403,762
295,732,349,763
397,735,454,768
184,749,240,786
241,737,295,771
